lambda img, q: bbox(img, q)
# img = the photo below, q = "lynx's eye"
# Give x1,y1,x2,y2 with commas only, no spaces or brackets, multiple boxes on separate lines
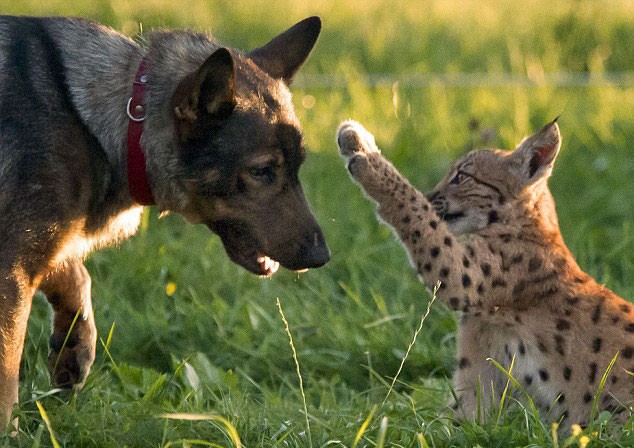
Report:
449,172,468,185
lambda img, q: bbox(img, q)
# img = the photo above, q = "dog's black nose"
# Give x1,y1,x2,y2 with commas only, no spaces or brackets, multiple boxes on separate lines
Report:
303,230,330,268
294,229,330,269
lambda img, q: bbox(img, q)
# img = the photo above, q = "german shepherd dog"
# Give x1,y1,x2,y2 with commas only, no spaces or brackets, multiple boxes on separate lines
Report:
0,15,329,427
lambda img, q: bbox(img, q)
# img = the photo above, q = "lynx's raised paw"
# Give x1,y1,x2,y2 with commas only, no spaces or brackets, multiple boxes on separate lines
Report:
337,120,380,158
337,120,380,178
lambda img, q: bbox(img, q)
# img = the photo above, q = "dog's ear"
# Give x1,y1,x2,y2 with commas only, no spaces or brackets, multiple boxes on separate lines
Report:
248,16,321,84
509,118,562,187
172,48,236,142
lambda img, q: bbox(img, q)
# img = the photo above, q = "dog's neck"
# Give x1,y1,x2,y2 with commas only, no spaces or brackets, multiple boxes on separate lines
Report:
135,32,226,210
47,20,145,209
56,25,225,212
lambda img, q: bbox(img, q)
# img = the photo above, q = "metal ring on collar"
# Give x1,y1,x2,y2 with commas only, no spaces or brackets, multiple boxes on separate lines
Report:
126,97,146,122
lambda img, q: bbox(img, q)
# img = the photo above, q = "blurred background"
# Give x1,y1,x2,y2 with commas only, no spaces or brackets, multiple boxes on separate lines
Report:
2,0,633,445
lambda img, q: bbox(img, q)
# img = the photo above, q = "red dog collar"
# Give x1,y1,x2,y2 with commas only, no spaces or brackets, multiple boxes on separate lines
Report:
126,56,155,206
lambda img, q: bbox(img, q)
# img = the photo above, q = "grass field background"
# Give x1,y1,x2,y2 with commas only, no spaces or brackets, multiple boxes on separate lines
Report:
1,0,634,446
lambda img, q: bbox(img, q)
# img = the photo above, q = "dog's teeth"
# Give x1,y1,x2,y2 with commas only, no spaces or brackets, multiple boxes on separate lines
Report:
257,255,279,274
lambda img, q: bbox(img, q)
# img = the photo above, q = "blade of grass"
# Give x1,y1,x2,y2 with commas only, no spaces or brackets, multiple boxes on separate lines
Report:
276,297,312,448
495,354,516,428
589,352,619,429
51,308,82,374
488,357,547,436
376,417,388,448
383,282,439,406
163,439,225,448
101,322,117,367
160,413,241,448
551,422,560,448
417,433,430,448
36,401,60,448
31,424,45,448
352,405,377,448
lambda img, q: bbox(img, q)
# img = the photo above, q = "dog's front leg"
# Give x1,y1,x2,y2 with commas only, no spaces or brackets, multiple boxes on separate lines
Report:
0,270,36,429
40,259,96,390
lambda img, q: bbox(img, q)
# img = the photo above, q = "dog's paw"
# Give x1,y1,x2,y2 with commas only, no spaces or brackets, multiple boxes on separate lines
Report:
48,318,96,390
336,120,380,160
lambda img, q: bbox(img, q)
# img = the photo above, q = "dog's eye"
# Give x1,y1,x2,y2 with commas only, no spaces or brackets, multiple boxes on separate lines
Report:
248,165,275,183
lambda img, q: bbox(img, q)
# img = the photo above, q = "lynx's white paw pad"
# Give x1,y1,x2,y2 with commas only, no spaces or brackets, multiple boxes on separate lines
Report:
336,120,380,160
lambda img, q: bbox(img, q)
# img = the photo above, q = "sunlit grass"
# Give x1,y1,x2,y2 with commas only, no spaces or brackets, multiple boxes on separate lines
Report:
1,0,633,446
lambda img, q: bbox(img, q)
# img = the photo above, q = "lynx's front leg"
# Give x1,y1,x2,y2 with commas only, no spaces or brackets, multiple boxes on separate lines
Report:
337,121,489,314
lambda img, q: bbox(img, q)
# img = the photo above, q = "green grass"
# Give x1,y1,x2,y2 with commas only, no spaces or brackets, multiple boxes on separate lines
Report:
2,0,634,446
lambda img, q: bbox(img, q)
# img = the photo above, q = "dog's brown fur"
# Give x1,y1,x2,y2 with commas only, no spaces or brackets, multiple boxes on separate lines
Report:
0,15,329,427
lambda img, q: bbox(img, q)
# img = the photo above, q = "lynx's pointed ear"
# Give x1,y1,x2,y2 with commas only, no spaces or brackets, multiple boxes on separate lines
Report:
172,48,236,142
248,16,321,84
511,119,562,186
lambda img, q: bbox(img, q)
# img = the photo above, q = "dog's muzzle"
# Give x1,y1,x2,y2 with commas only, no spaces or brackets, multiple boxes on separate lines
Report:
294,230,330,270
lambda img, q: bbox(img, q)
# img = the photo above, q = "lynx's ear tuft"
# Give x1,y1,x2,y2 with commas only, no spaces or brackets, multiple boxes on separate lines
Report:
511,119,562,186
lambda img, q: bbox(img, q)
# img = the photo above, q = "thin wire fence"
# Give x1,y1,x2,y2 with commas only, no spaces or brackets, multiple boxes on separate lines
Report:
293,72,634,89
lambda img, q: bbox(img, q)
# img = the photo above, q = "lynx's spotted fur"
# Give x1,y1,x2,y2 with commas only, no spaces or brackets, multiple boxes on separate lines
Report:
337,119,633,424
